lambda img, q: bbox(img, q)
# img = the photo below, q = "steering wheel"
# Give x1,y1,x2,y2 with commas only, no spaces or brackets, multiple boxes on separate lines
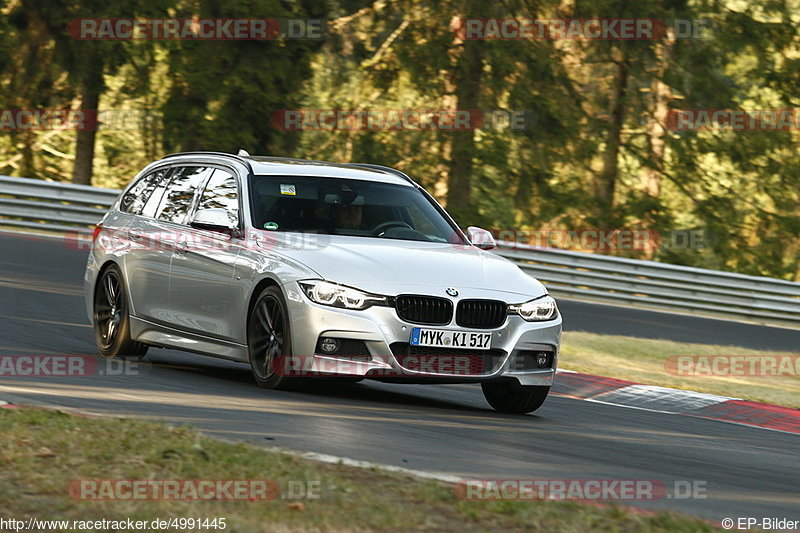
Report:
372,220,412,236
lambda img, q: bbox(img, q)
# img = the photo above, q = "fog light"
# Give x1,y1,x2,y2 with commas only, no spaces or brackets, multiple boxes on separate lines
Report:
536,352,550,368
320,337,340,354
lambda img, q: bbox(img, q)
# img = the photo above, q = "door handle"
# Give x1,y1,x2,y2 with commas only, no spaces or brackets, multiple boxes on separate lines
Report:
175,242,189,255
129,231,143,241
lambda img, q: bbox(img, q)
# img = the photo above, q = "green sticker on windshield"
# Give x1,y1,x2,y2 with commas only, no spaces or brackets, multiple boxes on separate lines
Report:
263,222,279,230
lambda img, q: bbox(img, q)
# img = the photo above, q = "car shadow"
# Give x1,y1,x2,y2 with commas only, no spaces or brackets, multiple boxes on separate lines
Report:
140,350,507,416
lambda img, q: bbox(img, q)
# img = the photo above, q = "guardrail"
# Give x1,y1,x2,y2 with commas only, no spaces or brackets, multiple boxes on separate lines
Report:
1,175,799,326
494,243,800,326
0,175,119,233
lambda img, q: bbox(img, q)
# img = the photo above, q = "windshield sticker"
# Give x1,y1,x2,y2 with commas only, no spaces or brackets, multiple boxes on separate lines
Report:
280,184,296,196
263,222,279,230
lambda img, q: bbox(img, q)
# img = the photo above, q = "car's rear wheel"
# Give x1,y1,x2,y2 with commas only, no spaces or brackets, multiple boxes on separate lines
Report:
93,264,147,359
248,286,304,390
481,379,549,414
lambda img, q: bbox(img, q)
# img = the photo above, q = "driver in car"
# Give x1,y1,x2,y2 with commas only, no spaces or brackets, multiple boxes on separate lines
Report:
331,203,363,230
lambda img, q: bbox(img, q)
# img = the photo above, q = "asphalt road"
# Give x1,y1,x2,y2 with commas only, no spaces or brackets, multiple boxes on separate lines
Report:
0,231,798,524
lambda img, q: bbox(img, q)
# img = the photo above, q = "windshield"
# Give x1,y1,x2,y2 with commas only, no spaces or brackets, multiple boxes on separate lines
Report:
249,176,464,244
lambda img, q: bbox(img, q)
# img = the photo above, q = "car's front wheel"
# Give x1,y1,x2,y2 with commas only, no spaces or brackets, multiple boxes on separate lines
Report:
93,264,148,359
248,286,304,391
481,379,549,414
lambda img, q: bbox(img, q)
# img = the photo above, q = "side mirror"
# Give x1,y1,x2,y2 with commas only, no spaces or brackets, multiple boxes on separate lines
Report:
467,226,496,250
190,208,236,232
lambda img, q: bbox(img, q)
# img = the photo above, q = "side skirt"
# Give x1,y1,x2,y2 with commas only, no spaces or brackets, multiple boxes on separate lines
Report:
130,316,249,362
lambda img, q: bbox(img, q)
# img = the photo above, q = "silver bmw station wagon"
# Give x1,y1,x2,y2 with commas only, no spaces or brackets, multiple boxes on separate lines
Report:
85,152,562,413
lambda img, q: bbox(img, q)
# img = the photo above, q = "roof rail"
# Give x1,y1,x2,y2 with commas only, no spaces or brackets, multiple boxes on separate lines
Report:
348,163,416,185
162,151,253,172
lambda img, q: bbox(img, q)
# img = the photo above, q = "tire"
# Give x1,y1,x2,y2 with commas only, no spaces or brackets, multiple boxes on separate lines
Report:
93,264,148,359
481,379,550,414
247,285,304,391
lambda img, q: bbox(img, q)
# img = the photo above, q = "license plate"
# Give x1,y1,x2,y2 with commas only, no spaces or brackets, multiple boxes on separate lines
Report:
410,328,492,350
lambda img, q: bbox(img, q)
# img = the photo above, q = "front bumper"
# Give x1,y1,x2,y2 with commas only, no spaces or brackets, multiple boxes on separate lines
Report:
282,282,562,386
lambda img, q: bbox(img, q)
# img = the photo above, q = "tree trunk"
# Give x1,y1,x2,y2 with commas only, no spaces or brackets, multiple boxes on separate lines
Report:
596,51,629,221
644,79,668,197
72,68,103,185
446,0,483,224
20,130,36,178
644,34,673,199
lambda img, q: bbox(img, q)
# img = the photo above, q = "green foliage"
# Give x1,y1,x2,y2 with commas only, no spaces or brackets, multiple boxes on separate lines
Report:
0,0,798,279
160,0,325,154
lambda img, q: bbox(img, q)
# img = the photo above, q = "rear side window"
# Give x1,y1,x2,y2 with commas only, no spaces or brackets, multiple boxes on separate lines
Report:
196,169,239,226
141,174,171,218
120,168,169,215
155,166,214,224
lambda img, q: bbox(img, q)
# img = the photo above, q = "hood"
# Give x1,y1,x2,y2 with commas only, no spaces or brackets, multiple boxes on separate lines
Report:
255,233,546,299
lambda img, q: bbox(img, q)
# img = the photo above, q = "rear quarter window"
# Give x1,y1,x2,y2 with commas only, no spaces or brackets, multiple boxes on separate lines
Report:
120,168,169,215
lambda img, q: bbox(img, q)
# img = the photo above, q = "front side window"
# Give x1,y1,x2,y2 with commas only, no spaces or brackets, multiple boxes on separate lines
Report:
155,166,213,224
249,176,464,244
196,169,239,227
120,168,169,215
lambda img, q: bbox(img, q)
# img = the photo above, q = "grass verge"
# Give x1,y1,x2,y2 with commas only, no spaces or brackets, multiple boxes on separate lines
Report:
560,331,800,408
0,408,724,532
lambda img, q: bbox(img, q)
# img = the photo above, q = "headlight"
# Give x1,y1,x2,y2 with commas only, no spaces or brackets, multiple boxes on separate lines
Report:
298,280,387,310
508,295,559,321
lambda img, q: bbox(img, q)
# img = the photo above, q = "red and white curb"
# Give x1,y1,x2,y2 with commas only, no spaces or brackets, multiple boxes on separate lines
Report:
0,400,16,409
553,370,800,435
